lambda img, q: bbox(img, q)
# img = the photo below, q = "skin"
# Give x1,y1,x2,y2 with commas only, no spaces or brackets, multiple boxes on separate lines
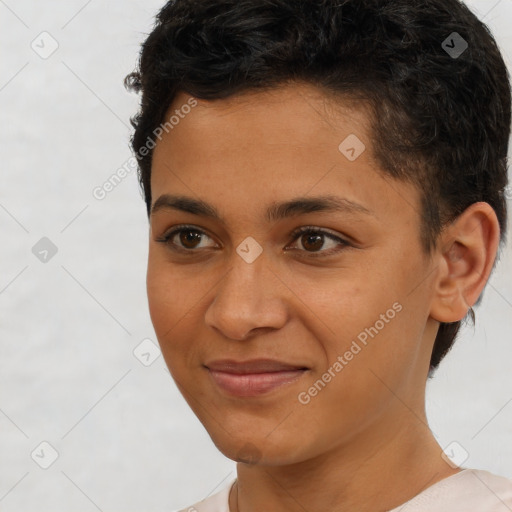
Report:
146,82,500,512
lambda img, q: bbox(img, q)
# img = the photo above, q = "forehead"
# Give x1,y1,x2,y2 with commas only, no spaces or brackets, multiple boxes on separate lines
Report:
150,82,421,228
167,82,372,148
152,82,373,182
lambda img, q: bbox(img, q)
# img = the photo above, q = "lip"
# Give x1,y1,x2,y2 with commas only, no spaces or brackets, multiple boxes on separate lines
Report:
205,359,308,397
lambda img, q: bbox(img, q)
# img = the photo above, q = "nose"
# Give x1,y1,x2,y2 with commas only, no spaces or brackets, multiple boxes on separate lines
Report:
204,249,288,341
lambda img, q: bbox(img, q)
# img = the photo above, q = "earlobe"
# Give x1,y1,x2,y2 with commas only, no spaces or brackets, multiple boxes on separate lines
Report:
430,202,500,324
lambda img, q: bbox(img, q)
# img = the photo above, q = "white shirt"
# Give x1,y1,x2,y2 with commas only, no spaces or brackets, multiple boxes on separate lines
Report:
175,468,512,512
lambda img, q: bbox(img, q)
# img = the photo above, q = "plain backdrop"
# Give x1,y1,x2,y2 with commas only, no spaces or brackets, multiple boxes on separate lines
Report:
1,1,511,511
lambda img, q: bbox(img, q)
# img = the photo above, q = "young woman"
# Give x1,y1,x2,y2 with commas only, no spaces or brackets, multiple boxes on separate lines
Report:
125,0,512,510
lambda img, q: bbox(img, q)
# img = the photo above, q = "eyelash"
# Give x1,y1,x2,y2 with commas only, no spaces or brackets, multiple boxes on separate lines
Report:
155,224,350,258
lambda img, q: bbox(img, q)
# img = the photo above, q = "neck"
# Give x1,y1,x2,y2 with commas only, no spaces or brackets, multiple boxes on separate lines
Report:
229,404,461,512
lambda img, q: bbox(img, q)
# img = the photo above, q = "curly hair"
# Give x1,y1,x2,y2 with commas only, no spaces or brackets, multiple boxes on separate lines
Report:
125,0,511,376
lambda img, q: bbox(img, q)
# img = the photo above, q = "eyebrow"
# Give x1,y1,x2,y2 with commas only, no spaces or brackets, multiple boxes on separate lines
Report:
151,193,374,222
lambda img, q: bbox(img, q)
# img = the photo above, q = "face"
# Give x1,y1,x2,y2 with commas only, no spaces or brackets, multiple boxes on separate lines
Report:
147,82,439,466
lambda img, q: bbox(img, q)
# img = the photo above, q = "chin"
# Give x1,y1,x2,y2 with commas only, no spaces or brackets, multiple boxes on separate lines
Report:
207,427,307,467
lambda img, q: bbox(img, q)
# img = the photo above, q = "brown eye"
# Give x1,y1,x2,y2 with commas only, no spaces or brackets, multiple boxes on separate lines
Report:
157,225,218,252
301,233,325,252
287,226,349,257
179,229,203,249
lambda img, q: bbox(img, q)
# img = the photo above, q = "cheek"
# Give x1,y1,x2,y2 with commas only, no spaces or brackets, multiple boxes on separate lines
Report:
290,302,422,447
291,260,426,385
146,249,200,328
146,251,215,378
284,268,396,352
146,256,173,335
146,252,195,353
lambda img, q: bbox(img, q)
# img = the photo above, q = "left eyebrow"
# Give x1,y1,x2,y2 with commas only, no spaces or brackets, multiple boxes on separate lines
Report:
150,194,374,221
265,195,374,222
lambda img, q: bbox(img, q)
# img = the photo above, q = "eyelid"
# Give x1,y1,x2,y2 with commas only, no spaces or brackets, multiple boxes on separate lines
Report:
288,225,347,242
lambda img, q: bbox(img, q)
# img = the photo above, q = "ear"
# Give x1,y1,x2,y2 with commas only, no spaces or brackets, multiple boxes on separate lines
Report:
430,202,500,323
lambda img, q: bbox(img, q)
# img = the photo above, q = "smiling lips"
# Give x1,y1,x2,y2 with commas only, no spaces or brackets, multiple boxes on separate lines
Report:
205,359,308,397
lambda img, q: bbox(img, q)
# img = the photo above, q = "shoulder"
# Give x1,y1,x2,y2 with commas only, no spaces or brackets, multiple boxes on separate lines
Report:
172,478,236,512
388,468,512,512
459,469,512,510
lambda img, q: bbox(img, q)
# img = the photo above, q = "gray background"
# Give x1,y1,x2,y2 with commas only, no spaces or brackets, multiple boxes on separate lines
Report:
0,1,511,511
